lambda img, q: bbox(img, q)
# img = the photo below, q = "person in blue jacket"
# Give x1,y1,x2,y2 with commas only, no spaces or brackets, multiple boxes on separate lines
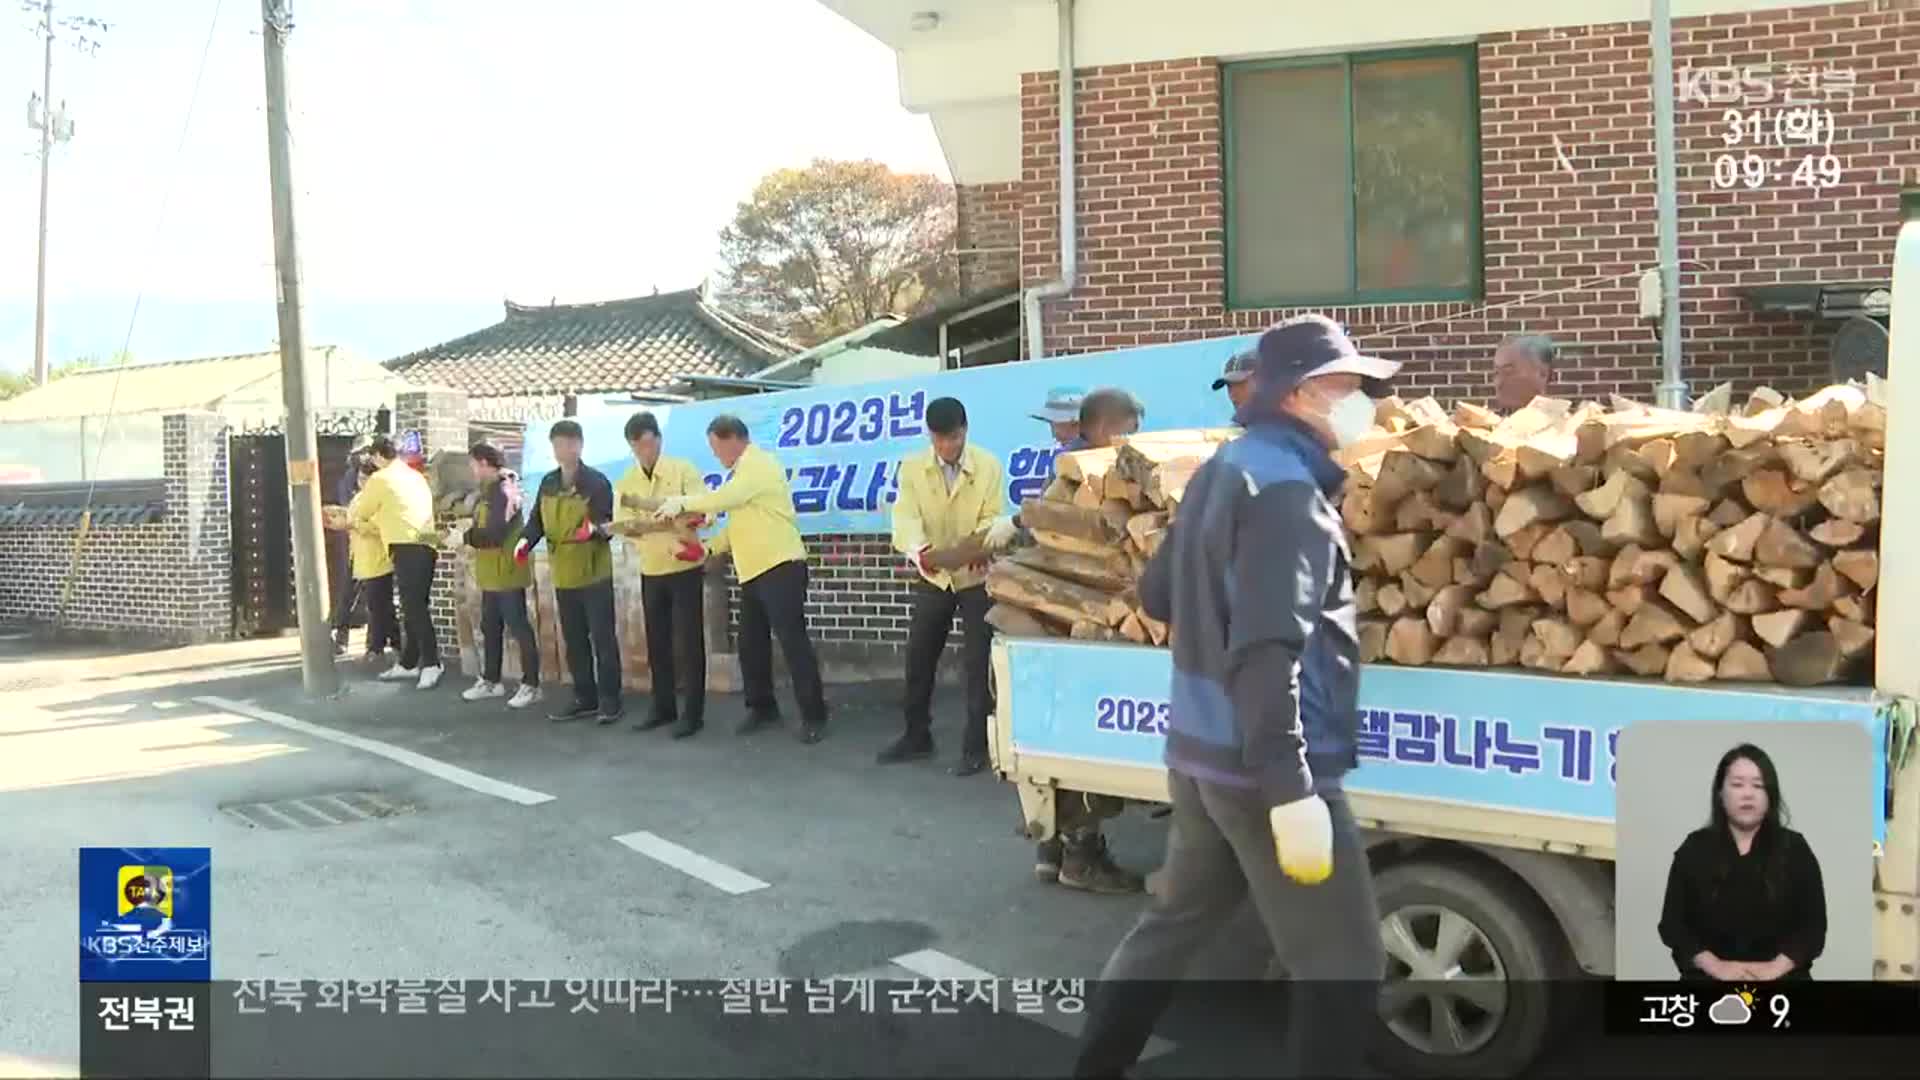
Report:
1073,314,1400,1080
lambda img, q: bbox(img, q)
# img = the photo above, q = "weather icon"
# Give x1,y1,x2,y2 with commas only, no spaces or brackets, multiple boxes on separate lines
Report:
1709,988,1757,1025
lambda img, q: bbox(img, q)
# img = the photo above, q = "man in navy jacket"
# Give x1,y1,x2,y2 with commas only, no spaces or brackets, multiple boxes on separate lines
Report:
1073,314,1399,1079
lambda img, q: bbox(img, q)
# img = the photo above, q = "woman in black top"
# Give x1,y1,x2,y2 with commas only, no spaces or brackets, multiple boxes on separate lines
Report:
1657,743,1826,982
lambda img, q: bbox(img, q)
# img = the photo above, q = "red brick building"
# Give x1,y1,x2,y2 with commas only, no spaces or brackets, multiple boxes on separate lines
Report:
832,0,1915,399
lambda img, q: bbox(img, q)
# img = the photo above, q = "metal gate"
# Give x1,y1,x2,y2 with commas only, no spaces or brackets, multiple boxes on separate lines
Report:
230,432,293,637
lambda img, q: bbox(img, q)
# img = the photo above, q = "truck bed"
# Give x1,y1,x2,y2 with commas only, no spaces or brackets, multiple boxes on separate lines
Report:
989,638,1886,860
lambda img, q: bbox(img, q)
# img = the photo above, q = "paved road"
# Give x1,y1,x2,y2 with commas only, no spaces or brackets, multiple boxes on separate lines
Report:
3,631,1913,1077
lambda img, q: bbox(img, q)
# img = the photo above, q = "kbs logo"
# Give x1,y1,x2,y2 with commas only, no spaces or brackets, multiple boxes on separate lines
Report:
118,865,173,917
1676,66,1776,106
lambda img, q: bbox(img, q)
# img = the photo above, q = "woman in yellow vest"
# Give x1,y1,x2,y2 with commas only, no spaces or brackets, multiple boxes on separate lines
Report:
344,454,400,663
455,443,542,709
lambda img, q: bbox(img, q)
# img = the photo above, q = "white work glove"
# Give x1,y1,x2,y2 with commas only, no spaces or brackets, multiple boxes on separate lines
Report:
1269,795,1334,886
656,495,689,518
985,514,1019,551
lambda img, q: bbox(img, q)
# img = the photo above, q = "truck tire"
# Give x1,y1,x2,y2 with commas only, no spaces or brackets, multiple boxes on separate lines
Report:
1367,860,1569,1079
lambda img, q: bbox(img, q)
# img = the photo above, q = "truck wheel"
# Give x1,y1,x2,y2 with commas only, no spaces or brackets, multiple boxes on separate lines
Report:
1367,861,1568,1079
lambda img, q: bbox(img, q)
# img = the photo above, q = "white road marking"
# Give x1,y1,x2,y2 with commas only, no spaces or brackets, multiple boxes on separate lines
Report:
193,696,556,806
611,831,770,895
888,949,1176,1060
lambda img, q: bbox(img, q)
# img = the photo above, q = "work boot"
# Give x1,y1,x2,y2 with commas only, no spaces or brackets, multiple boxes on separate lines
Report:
737,709,779,735
1058,835,1145,895
876,732,933,765
797,719,826,745
671,715,704,739
1034,837,1064,882
950,752,988,777
634,712,674,732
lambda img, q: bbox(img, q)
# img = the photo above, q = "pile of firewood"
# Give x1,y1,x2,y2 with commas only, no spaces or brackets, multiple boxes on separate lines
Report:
1342,382,1883,686
983,430,1238,644
983,381,1884,688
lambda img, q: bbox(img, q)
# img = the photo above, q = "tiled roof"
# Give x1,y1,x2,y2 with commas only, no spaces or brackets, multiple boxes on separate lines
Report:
0,346,411,422
385,289,797,398
0,479,167,528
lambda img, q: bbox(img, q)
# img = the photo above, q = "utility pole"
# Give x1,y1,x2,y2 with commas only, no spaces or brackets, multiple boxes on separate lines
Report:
1651,0,1688,409
29,1,75,388
260,0,338,697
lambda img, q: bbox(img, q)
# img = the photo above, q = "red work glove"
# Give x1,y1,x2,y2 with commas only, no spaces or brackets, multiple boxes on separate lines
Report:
911,545,937,577
674,539,706,563
512,539,531,566
571,521,595,542
683,514,709,529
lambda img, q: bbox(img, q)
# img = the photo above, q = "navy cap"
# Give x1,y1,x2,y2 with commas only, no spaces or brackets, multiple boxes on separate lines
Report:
1252,314,1401,399
1211,348,1258,391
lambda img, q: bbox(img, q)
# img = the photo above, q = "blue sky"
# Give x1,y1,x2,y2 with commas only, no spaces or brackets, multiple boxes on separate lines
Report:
0,0,948,371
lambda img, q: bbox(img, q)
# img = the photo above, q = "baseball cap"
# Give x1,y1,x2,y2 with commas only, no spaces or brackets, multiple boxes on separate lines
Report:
1032,386,1086,424
1252,314,1401,399
1211,348,1258,391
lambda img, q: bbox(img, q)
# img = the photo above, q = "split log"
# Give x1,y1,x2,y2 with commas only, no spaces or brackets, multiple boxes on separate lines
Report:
1779,564,1849,611
1444,502,1493,545
1071,477,1108,509
1485,485,1509,515
1529,563,1570,610
1769,632,1845,686
1020,497,1124,547
1354,578,1380,615
1672,516,1722,562
1617,644,1673,677
1434,636,1492,667
1105,590,1141,628
1606,585,1651,617
1609,546,1679,589
1673,430,1730,471
1564,556,1610,591
1402,423,1463,463
1834,593,1875,625
1042,476,1077,503
1809,519,1866,547
1831,617,1876,660
1779,439,1857,485
1833,549,1879,591
1659,564,1718,624
1652,494,1711,539
1659,467,1713,500
1453,557,1492,589
1706,512,1769,563
1716,641,1771,681
1531,527,1579,568
1411,536,1466,590
1055,446,1120,484
1704,447,1779,493
1495,487,1575,540
1395,492,1447,533
1521,635,1571,672
1377,582,1409,618
1358,533,1431,577
1470,542,1514,581
1533,617,1585,658
986,562,1127,628
1008,544,1136,593
1434,456,1486,513
1126,511,1170,551
1118,613,1151,644
1564,640,1616,675
1342,487,1387,536
1551,465,1600,499
1387,618,1440,666
1755,518,1821,570
1818,469,1880,524
1753,609,1810,649
1358,620,1391,663
1601,494,1661,547
986,603,1065,638
1622,601,1690,650
1457,607,1499,639
1754,566,1811,590
1426,585,1476,637
1575,470,1650,520
1687,612,1746,661
1496,606,1543,657
1400,574,1439,612
1742,469,1820,518
1692,382,1735,416
1665,642,1718,684
1477,571,1537,610
1139,611,1171,646
1723,579,1781,616
1566,587,1611,628
1506,522,1556,562
1560,520,1617,557
1374,450,1448,507
1454,402,1501,430
1071,621,1124,642
1708,499,1755,529
1588,609,1627,648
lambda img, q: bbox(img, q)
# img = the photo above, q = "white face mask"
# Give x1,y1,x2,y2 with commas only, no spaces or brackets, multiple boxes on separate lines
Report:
1325,391,1375,448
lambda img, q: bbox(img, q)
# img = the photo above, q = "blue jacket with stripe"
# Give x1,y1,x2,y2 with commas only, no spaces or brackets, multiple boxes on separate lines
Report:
1137,414,1362,806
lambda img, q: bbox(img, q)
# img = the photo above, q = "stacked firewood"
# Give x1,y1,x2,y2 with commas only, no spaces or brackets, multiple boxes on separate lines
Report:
983,430,1239,644
1342,383,1883,686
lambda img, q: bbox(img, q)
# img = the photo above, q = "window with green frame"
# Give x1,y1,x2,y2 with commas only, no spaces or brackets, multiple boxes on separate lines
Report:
1223,46,1483,308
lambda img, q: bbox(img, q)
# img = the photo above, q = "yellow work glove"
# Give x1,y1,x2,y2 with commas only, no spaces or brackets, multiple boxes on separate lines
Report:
1268,795,1334,885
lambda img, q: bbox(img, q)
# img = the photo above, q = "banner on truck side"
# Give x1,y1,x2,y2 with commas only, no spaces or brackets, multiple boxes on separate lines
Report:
517,334,1259,535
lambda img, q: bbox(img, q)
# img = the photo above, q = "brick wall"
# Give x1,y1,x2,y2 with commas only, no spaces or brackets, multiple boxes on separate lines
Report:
956,180,1023,295
0,412,232,643
1011,0,1919,400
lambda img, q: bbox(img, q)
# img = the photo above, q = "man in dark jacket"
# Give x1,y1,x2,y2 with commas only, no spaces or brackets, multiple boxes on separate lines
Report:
1073,314,1399,1080
516,420,622,725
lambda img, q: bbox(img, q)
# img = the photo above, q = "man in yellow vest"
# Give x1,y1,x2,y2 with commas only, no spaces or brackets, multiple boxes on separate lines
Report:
654,415,828,745
613,411,710,738
455,442,542,710
351,434,443,690
879,396,1006,776
514,420,623,725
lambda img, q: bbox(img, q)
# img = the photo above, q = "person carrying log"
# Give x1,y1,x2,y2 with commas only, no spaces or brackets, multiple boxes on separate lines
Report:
515,420,624,725
878,396,1008,776
354,434,444,690
1073,314,1400,1080
1013,386,1151,895
613,411,711,739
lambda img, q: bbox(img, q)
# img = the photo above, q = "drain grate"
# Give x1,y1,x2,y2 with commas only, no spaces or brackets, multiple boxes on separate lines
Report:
220,791,414,831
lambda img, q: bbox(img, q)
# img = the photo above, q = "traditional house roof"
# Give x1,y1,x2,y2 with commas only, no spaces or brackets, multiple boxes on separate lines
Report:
0,346,411,423
385,289,796,398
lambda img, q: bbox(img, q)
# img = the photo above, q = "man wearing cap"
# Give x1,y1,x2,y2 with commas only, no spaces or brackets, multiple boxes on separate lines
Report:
1072,314,1397,1080
1031,386,1086,448
1212,347,1257,417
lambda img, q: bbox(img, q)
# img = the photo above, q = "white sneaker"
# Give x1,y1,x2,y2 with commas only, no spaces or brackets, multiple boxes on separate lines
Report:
507,684,543,710
462,679,504,702
416,665,445,690
379,663,418,682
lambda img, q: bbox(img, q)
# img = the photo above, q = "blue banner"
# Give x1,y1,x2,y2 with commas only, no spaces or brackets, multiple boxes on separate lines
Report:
79,847,213,982
518,334,1258,534
1000,640,1888,843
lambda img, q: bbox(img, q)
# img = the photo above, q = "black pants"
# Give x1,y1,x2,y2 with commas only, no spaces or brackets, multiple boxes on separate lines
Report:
1074,776,1383,1079
738,560,827,728
641,569,705,725
390,544,439,669
481,588,540,686
359,573,398,655
556,579,621,711
902,582,993,755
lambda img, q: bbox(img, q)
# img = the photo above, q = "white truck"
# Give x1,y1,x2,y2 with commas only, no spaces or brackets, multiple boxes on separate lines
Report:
986,180,1920,1077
